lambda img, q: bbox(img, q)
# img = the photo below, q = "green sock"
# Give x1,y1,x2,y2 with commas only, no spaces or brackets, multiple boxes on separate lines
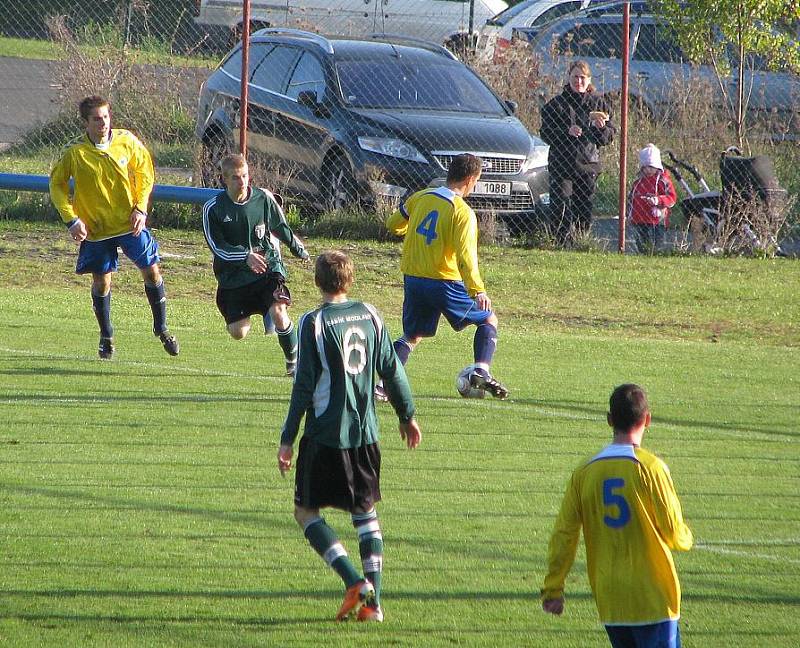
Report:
276,321,297,362
353,509,383,605
304,517,361,588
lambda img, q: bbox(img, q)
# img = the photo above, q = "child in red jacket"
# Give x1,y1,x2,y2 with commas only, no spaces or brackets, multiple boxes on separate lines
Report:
629,144,678,253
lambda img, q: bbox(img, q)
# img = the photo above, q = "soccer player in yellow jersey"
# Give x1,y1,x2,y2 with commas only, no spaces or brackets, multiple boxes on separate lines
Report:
384,153,508,399
542,384,693,648
49,95,178,359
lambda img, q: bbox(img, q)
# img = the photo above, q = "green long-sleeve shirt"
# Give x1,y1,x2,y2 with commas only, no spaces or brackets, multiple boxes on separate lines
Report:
281,300,415,449
202,187,307,289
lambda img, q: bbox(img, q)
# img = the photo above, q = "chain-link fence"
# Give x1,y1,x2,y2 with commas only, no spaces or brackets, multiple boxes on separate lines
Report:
1,1,798,254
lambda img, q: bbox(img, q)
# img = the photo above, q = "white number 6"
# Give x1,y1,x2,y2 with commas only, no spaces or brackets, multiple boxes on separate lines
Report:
343,326,367,375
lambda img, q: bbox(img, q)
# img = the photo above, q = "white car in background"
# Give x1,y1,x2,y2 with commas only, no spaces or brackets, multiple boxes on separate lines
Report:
195,0,508,48
478,0,593,62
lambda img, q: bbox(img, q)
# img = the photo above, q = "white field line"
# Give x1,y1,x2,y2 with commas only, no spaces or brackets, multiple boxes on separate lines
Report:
696,540,800,565
0,346,788,442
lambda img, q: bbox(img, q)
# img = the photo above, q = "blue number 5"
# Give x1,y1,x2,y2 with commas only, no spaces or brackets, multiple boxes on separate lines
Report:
602,478,630,528
415,210,439,245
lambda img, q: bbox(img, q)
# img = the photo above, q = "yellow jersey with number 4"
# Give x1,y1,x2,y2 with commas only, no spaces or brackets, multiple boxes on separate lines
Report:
386,187,485,297
542,443,693,625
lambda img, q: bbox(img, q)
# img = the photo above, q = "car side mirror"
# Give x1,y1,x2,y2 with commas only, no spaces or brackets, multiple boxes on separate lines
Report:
505,99,518,114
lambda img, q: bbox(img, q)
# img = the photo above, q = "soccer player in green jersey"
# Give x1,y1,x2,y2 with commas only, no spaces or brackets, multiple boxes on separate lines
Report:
541,384,693,648
278,250,421,622
203,154,309,375
384,153,508,399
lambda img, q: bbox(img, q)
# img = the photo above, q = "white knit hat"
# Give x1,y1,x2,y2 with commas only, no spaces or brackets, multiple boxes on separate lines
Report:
639,143,663,170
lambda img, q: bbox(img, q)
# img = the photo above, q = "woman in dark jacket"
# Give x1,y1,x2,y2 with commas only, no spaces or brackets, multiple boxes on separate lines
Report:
540,60,615,247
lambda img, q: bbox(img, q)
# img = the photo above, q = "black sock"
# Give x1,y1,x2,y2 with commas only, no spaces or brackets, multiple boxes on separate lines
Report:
144,281,167,335
473,323,498,366
91,290,113,338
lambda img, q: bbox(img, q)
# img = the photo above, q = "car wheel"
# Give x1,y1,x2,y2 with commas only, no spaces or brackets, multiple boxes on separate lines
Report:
200,133,233,188
324,156,359,212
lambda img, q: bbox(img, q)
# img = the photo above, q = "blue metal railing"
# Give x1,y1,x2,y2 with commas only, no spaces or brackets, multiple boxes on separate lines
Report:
0,173,221,205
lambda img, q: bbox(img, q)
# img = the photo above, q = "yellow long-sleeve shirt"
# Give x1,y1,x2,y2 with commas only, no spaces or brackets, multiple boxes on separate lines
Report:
386,187,485,296
543,443,693,625
49,129,154,240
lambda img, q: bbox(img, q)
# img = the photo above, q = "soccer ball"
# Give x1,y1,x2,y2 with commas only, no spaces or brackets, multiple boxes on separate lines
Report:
456,365,485,399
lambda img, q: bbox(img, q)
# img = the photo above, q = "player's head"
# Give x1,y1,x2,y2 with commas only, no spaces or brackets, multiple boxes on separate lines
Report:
79,96,111,144
315,250,354,296
447,153,482,196
608,384,650,432
220,154,249,201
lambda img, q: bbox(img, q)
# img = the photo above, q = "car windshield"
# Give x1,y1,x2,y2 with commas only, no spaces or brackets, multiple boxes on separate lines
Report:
336,57,507,113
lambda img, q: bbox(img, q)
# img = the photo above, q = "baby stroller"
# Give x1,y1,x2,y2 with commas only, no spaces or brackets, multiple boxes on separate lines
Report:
662,147,787,254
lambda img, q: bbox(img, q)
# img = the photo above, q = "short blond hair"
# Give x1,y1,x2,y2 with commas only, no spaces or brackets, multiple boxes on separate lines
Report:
220,153,248,177
315,250,355,294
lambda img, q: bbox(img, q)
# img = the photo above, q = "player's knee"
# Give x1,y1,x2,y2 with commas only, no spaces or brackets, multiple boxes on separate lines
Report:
141,264,162,285
270,304,291,330
293,505,318,528
484,313,498,328
227,320,250,339
91,273,112,295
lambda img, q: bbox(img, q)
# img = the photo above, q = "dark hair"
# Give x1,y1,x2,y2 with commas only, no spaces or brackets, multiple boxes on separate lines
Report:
315,250,355,294
447,153,482,184
608,384,649,431
79,95,111,121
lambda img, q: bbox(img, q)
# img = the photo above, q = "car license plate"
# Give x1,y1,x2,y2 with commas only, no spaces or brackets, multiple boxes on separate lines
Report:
473,181,511,196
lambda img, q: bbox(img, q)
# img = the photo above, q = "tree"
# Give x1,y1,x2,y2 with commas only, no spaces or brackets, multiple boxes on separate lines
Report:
657,0,800,148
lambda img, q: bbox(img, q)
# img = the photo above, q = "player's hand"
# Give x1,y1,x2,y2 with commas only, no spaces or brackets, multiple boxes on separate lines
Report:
298,249,311,264
277,444,293,476
568,125,583,137
247,250,267,274
542,598,564,615
399,419,421,449
474,292,492,312
130,208,147,236
69,219,88,242
647,195,660,206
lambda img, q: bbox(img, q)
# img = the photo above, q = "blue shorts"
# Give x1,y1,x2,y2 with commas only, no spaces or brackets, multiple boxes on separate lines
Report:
605,620,681,648
76,229,161,275
402,275,491,338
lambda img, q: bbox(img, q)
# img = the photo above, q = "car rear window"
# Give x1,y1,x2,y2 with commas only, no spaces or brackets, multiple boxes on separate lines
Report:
336,57,506,113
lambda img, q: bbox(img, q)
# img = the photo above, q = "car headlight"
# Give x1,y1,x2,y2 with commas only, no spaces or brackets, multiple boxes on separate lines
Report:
358,136,428,164
521,136,549,172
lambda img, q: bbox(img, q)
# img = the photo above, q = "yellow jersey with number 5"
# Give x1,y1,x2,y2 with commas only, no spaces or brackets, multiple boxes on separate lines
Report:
386,187,485,297
542,443,693,625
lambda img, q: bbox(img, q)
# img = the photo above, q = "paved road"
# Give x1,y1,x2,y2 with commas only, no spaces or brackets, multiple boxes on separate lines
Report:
0,56,210,145
0,57,59,144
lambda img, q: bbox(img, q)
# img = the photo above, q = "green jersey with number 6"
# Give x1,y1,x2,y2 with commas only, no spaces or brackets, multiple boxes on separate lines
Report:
280,300,414,449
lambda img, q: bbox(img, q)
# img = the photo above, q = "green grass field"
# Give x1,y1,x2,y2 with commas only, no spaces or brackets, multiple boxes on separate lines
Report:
1,222,798,647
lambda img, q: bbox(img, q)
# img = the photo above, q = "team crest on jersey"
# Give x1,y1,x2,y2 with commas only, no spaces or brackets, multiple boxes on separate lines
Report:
254,223,266,239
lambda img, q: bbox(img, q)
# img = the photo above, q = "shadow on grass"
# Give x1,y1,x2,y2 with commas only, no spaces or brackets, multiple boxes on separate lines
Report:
510,398,800,440
0,482,295,530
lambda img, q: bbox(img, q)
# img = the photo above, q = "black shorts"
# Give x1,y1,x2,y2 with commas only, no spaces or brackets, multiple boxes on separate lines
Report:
294,437,382,512
216,273,291,325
